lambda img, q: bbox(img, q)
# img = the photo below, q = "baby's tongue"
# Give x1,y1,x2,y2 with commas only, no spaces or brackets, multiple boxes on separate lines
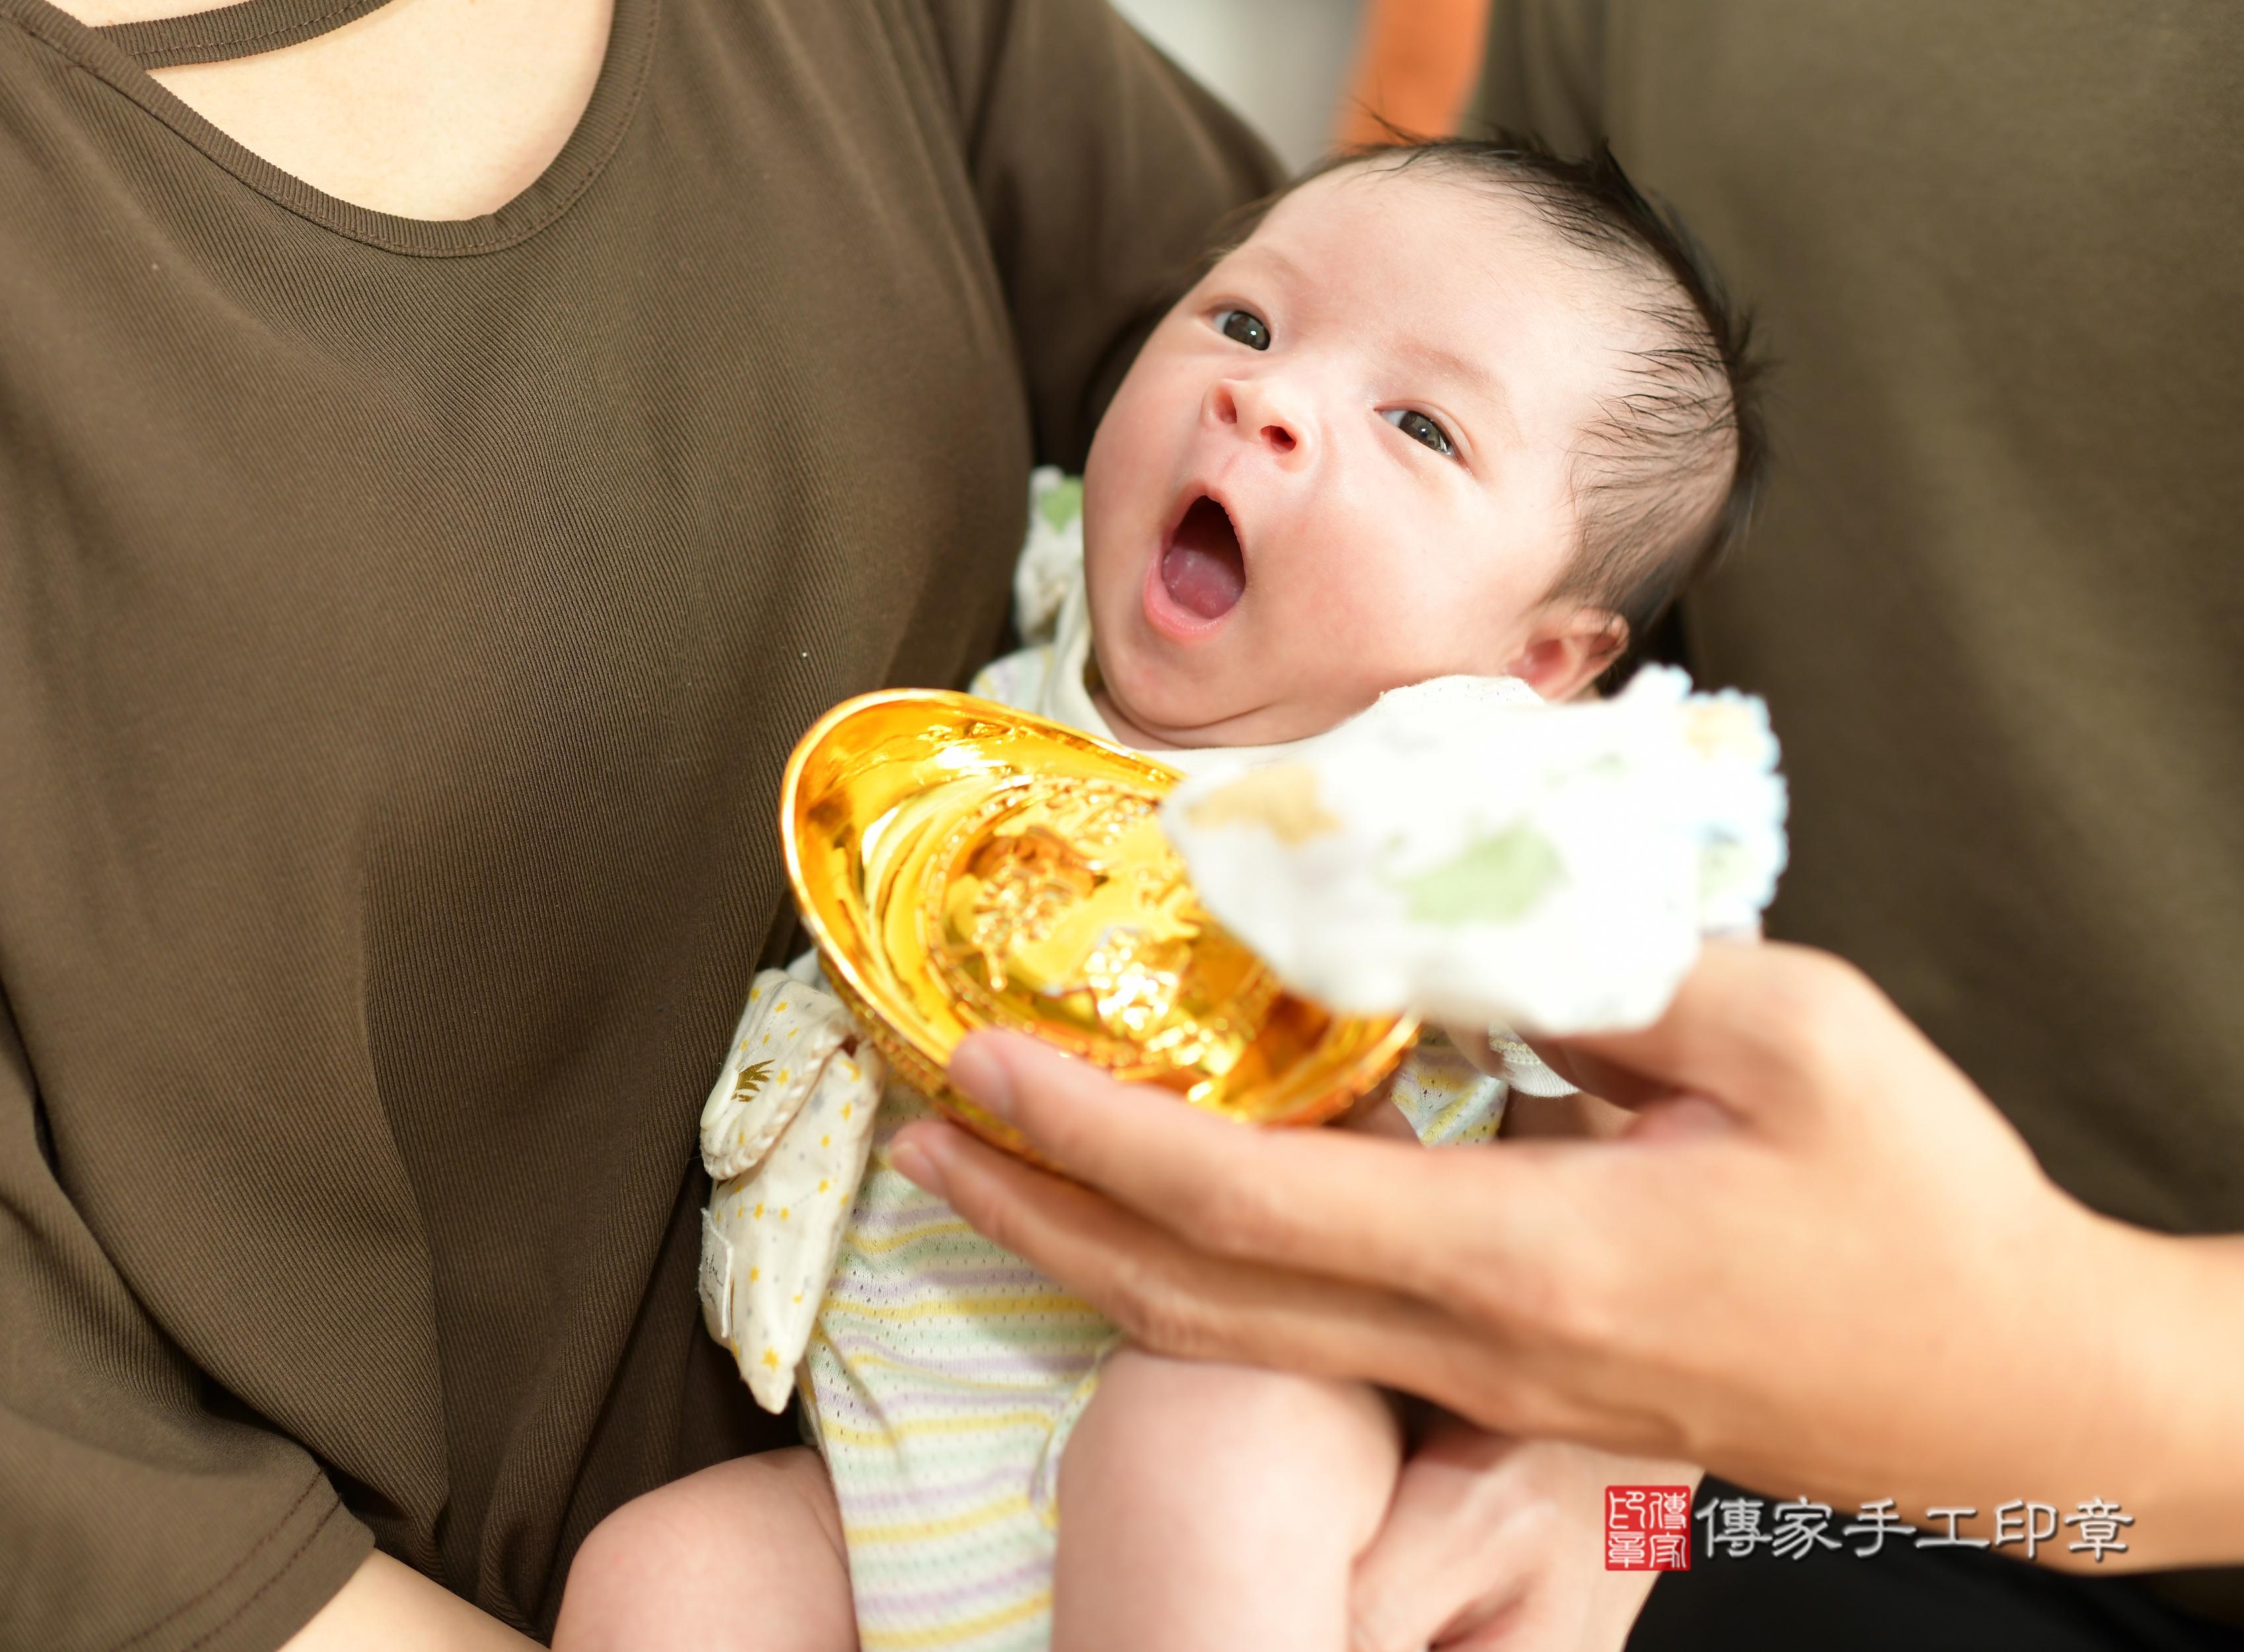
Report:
1160,498,1246,619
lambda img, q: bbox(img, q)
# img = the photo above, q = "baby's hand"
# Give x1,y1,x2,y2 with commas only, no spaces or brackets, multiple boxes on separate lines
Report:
1351,1415,1692,1651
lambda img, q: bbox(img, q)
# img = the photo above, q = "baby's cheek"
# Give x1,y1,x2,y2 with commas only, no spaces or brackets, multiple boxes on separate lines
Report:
1295,559,1436,683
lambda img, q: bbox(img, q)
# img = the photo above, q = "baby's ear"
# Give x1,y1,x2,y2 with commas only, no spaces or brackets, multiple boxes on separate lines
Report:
1505,607,1627,700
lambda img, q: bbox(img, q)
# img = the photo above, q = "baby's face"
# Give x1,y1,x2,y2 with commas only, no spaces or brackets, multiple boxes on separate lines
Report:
1083,166,1629,749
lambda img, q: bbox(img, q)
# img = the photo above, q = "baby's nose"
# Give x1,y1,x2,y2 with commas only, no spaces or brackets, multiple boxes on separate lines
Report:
1210,377,1310,463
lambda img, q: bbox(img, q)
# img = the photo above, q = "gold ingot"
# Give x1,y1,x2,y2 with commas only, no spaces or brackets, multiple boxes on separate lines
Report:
781,690,1418,1157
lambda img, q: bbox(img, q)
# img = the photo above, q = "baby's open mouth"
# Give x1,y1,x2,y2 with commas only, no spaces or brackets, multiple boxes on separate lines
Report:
1160,496,1247,620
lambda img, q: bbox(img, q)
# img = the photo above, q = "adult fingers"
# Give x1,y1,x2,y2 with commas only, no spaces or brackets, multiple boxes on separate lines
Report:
1536,940,1904,1132
1350,1428,1538,1652
943,1030,1560,1303
1357,1427,1678,1652
1515,1037,1684,1113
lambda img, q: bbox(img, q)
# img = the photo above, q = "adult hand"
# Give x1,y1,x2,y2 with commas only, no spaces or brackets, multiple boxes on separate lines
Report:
890,942,2244,1569
1351,1421,1687,1651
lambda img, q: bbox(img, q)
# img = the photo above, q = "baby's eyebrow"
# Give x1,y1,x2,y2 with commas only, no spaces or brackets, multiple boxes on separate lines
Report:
1223,241,1310,294
1390,337,1521,449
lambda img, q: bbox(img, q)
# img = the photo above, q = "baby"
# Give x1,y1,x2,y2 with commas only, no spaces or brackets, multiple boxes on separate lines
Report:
556,137,1760,1652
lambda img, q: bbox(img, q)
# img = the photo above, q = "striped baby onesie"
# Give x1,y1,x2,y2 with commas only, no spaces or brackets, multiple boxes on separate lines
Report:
805,1037,1505,1652
803,1086,1109,1650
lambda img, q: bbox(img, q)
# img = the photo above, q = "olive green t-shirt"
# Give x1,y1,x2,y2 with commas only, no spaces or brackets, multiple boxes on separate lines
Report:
1479,3,2243,1232
0,1,1277,1645
1476,0,2243,1622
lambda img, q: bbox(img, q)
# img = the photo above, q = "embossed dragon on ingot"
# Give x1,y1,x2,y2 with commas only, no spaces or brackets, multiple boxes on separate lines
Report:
933,778,1275,1090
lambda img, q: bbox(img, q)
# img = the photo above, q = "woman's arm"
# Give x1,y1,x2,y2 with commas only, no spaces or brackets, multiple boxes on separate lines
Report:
281,1555,539,1652
0,987,375,1650
888,942,2244,1571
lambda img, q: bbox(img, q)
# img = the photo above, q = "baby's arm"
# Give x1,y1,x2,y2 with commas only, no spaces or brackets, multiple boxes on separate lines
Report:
1053,1349,1402,1652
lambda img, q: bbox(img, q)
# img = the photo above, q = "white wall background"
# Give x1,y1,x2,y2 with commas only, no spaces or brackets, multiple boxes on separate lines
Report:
1107,0,1368,172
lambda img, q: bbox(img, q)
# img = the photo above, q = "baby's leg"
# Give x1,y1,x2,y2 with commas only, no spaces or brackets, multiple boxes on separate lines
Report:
552,1446,854,1652
1053,1347,1402,1652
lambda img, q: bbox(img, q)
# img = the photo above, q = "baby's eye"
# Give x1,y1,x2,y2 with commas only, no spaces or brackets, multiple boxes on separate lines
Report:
1215,309,1271,351
1384,408,1455,457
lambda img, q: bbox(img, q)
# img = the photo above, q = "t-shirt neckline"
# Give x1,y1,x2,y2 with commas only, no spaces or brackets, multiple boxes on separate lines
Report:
0,0,659,257
98,0,403,70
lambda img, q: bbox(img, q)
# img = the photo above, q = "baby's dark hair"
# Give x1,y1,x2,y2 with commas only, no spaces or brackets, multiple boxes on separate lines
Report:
1226,132,1767,661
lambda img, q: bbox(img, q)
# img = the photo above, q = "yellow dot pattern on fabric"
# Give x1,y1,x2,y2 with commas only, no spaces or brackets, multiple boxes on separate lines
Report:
702,971,887,1412
1388,1029,1509,1146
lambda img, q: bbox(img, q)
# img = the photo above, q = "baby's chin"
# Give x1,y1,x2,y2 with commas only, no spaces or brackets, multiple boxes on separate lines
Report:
1087,578,1363,749
1094,660,1343,753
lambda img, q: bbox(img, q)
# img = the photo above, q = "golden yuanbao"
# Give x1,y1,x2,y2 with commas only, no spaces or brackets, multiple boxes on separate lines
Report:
780,690,1417,1156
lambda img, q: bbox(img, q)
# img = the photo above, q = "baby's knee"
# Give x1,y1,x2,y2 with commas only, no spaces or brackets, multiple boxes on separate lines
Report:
554,1448,851,1652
